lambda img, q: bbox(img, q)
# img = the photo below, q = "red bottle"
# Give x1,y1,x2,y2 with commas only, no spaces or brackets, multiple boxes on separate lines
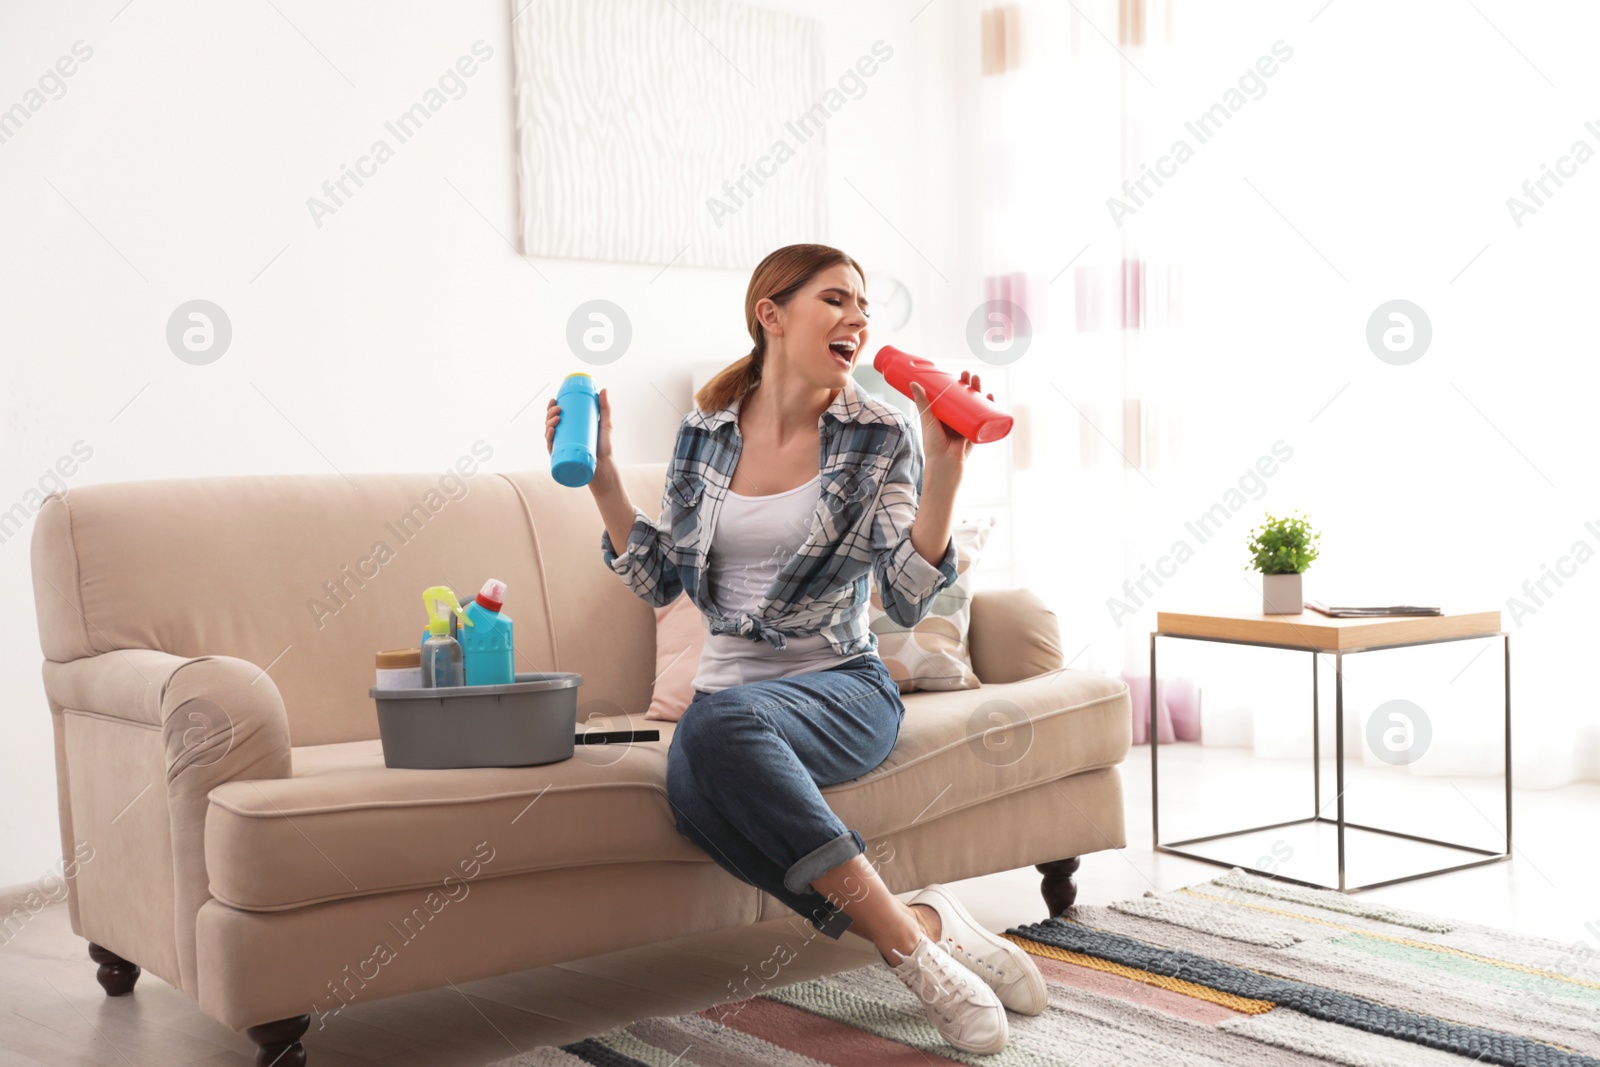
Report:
872,345,1013,443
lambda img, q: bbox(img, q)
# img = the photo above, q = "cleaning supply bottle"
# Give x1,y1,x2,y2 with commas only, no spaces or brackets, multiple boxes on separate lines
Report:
420,586,473,688
420,588,467,646
551,372,600,487
872,345,1014,443
460,578,515,686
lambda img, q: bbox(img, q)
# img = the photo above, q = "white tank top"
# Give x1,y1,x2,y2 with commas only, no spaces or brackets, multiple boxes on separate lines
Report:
691,473,862,693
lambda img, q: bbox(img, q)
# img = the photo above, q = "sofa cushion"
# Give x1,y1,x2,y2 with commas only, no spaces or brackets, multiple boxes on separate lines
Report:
204,669,1129,911
869,516,995,692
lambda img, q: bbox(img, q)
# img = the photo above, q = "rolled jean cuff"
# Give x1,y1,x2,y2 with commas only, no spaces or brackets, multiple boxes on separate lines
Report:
782,828,865,895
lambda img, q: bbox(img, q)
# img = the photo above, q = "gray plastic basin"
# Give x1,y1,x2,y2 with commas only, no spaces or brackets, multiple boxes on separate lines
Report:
369,671,584,769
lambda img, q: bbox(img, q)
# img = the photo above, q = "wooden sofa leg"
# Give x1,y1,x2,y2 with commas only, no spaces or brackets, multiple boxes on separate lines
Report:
87,942,140,996
246,1015,310,1067
1036,857,1081,917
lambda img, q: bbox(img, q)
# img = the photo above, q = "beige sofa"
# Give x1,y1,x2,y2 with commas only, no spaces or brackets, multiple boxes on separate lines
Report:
28,462,1131,1065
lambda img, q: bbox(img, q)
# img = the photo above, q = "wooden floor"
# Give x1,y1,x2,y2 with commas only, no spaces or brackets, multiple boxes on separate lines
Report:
3,744,1595,1066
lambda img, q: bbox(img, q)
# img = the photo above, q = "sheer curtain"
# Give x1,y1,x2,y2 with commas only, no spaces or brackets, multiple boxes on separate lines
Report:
975,0,1599,789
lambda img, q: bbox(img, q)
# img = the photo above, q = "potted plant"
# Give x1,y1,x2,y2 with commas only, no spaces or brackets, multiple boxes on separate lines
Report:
1246,511,1320,614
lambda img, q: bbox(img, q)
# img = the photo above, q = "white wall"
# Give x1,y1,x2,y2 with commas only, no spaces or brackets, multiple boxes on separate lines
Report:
0,0,984,888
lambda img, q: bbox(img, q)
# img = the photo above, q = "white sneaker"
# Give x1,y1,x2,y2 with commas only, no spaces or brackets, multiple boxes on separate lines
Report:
886,933,1009,1055
909,883,1049,1015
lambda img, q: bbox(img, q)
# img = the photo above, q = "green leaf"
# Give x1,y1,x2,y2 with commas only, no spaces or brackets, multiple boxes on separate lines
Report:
1245,509,1320,574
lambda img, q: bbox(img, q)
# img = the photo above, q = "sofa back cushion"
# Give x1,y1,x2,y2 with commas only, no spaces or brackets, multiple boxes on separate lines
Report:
32,463,670,747
496,465,668,739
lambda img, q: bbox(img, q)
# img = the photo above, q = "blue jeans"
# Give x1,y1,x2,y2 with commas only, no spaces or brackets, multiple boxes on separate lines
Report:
665,653,905,940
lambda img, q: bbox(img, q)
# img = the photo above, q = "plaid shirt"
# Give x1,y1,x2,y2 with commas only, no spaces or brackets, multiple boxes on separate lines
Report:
600,376,960,656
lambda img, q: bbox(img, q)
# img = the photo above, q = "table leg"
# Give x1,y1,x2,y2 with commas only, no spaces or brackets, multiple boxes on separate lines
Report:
1150,631,1159,847
1312,651,1320,817
1503,634,1512,855
1335,649,1346,892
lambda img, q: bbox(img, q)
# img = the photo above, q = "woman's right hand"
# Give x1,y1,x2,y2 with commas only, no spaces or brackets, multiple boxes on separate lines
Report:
546,386,615,471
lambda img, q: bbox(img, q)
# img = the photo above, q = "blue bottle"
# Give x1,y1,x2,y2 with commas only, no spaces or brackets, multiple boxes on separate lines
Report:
551,373,599,487
459,578,515,686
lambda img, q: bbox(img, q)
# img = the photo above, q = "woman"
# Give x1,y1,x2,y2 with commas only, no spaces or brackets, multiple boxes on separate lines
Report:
545,244,1043,1056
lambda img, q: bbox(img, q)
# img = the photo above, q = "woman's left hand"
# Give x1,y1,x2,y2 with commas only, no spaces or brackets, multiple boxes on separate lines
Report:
910,372,994,473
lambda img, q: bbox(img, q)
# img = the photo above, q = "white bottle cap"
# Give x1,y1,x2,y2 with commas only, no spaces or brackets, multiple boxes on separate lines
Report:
476,578,508,611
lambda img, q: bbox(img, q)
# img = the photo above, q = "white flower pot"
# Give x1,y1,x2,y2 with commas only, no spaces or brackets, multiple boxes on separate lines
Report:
1262,572,1303,614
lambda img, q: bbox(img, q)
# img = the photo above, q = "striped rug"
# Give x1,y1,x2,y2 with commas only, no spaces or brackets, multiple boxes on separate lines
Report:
490,868,1600,1066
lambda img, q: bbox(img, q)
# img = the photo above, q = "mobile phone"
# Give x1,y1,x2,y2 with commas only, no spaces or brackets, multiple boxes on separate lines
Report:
575,729,661,745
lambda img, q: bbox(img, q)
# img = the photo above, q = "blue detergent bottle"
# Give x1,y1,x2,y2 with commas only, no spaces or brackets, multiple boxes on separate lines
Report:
551,373,599,487
459,578,515,686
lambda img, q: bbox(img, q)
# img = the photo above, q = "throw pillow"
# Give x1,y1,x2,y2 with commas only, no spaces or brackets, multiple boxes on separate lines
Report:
867,516,996,692
645,593,705,722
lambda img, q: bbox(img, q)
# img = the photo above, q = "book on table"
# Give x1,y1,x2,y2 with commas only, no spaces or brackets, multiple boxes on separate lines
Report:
1304,598,1442,618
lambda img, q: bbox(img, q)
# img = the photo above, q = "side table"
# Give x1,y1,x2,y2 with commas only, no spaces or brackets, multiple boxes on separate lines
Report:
1151,608,1509,892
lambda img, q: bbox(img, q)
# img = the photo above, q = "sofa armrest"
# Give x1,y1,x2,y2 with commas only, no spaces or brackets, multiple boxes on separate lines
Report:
968,588,1065,684
42,649,292,998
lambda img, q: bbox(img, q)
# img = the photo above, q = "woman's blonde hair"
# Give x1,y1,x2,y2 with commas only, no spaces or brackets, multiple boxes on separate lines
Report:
694,243,866,414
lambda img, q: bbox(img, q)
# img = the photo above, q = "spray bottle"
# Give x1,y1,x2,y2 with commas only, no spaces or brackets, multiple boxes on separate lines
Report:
420,586,473,688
